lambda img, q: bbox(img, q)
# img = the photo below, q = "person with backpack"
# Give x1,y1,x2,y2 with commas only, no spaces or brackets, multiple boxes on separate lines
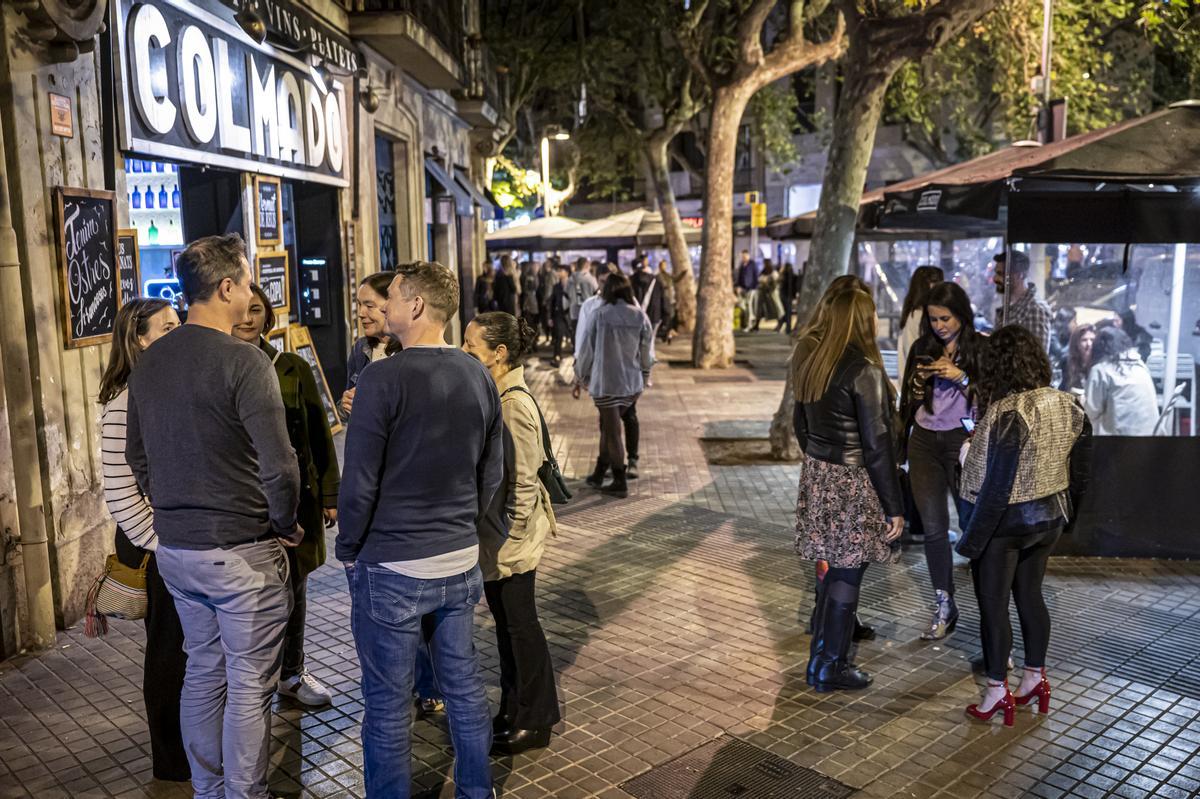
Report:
463,312,562,756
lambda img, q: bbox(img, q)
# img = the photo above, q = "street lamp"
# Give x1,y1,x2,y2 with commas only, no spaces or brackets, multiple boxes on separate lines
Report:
540,126,570,217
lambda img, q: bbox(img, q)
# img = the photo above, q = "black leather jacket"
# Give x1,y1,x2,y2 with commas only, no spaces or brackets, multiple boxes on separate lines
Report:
957,410,1093,559
794,348,904,518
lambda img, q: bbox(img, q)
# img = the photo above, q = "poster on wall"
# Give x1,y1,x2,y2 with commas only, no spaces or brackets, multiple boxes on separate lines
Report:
54,187,121,348
289,324,342,434
254,175,282,246
116,229,141,305
256,251,290,317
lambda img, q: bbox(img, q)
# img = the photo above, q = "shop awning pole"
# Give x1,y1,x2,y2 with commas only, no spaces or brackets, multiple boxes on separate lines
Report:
1162,242,1186,432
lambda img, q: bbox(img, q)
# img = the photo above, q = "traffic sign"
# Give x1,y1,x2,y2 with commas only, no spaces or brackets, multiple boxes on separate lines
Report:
750,202,767,228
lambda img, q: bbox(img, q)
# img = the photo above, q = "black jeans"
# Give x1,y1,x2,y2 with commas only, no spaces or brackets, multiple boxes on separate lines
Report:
622,401,639,461
115,530,190,781
971,527,1061,682
282,547,307,680
908,424,968,595
484,570,561,730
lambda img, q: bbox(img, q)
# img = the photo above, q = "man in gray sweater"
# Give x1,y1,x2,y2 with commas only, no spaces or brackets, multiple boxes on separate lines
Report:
126,233,300,799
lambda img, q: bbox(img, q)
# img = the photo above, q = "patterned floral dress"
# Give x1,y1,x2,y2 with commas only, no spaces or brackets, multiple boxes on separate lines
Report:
794,457,900,568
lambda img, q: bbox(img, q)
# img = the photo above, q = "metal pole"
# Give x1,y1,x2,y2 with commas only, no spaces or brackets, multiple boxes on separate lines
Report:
540,135,551,217
1162,242,1186,433
1041,0,1053,105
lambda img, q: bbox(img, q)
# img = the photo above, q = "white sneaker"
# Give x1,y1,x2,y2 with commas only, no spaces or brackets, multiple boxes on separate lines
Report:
278,669,333,707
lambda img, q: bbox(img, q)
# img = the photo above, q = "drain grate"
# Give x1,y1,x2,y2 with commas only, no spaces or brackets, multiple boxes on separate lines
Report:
621,736,855,799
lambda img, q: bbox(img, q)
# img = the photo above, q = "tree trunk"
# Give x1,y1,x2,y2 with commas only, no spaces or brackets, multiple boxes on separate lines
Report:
767,65,892,458
693,85,753,368
646,138,696,333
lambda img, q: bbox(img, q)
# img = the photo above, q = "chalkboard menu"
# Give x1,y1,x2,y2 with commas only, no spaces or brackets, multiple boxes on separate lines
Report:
289,325,342,434
255,176,282,245
116,229,140,306
256,251,290,316
54,187,120,348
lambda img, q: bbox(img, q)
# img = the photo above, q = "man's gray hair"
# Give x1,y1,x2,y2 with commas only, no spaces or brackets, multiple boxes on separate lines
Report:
176,233,248,304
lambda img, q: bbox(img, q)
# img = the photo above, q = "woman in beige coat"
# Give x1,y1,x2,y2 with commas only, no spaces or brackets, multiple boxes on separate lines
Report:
463,311,560,756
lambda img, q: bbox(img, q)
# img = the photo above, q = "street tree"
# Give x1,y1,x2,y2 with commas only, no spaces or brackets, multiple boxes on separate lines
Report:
684,0,846,369
766,0,1003,459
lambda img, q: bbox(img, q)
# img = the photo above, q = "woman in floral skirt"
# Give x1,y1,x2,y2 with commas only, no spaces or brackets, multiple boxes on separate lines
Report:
794,288,905,692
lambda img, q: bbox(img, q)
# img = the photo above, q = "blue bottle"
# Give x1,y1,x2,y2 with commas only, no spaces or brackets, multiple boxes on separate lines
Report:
131,188,141,209
154,161,164,173
171,185,181,208
158,185,168,208
143,185,154,209
131,159,142,173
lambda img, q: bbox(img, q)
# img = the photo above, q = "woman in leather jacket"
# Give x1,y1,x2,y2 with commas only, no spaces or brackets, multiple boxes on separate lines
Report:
899,281,983,641
794,289,905,693
957,325,1092,726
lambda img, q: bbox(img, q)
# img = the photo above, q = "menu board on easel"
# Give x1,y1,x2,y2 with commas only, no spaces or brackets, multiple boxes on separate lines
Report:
254,175,282,246
116,229,140,305
289,324,342,435
54,187,121,348
256,251,290,318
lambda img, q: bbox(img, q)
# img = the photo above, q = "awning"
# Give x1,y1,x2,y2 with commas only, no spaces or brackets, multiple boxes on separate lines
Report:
453,166,505,220
425,158,473,216
543,208,702,248
485,216,583,250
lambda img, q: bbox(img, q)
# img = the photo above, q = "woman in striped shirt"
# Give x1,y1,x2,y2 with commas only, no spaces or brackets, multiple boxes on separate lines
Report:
99,298,187,782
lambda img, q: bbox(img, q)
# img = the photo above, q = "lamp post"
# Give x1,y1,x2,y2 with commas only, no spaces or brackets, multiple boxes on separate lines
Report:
540,126,570,216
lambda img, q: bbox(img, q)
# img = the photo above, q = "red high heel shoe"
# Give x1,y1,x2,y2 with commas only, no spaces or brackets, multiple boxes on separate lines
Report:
966,682,1015,727
1015,668,1051,714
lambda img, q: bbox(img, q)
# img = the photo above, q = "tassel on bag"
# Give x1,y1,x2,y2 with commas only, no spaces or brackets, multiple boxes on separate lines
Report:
84,575,109,638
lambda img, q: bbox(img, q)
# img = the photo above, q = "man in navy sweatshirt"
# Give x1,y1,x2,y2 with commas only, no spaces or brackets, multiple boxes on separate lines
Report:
336,261,504,798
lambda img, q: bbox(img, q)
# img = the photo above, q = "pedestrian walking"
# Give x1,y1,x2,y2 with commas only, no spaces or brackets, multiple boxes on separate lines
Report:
899,281,983,642
780,261,803,334
734,250,760,330
794,289,905,693
475,264,496,315
538,259,557,342
342,271,401,420
567,257,598,339
125,233,301,799
656,259,677,343
98,298,188,782
495,254,519,316
463,312,562,756
958,325,1092,725
632,258,670,342
548,263,572,367
337,261,503,799
574,273,653,499
521,260,541,329
233,285,340,707
752,259,784,331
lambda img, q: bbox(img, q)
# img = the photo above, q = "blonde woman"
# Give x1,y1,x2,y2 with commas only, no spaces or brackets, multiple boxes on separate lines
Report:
794,290,905,692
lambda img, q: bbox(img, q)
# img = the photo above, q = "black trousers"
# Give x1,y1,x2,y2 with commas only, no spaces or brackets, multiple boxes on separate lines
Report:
908,425,968,595
622,401,639,461
282,547,307,680
971,527,1061,682
551,327,565,361
115,530,190,781
484,570,561,730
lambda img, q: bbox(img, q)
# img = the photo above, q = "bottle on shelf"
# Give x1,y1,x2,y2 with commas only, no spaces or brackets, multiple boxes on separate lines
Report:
131,188,141,209
171,184,181,208
154,161,164,173
148,219,158,244
143,185,154,209
158,185,168,208
130,159,142,173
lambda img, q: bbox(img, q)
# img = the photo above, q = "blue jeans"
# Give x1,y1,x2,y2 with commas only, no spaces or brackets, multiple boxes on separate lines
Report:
349,563,492,798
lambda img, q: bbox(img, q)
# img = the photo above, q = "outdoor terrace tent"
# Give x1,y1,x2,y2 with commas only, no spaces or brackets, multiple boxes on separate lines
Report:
543,208,702,248
485,216,582,251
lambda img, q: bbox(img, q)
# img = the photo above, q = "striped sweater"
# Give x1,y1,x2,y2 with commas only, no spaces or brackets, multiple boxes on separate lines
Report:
101,390,157,550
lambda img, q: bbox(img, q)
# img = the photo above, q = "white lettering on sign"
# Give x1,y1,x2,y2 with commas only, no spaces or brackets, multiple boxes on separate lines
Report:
130,5,176,135
259,193,277,231
125,1,346,180
917,189,942,213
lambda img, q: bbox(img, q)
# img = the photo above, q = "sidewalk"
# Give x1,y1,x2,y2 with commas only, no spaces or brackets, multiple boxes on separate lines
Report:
3,331,1200,799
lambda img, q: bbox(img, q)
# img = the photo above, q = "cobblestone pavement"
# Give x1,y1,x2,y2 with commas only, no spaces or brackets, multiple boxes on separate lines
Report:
3,333,1200,799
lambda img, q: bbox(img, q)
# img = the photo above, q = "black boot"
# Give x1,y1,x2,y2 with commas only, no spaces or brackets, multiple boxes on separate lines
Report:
586,459,609,488
805,581,828,686
812,599,872,693
853,614,876,642
601,465,628,498
626,456,639,480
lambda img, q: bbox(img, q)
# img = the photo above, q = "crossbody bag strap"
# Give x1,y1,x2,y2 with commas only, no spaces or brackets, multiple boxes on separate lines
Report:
500,385,559,467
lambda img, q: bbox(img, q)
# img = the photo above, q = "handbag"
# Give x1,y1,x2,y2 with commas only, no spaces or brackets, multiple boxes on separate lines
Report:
84,552,151,637
502,386,573,505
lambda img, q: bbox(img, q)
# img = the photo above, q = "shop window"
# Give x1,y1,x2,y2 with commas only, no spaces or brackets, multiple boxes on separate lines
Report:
376,136,397,270
125,157,185,301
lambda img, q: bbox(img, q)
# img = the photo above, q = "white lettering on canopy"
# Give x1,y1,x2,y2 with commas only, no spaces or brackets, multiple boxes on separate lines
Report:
130,5,175,135
124,1,346,180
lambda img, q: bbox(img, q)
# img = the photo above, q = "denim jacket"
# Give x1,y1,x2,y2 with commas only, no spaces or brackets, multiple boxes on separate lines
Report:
574,301,653,398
